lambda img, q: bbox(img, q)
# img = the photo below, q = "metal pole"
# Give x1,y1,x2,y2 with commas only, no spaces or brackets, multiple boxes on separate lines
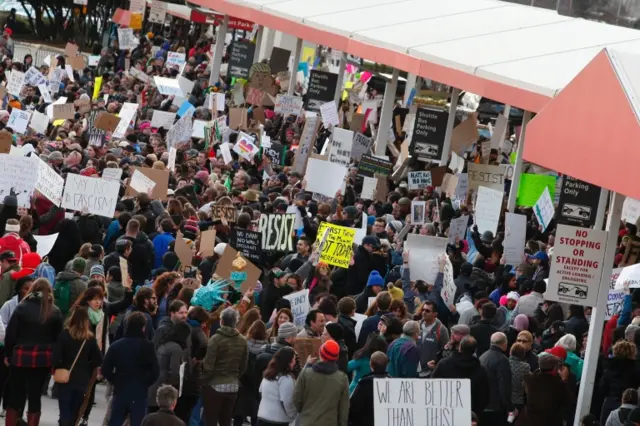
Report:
498,105,511,151
288,38,303,96
506,110,532,212
333,52,346,106
253,25,263,63
594,189,609,230
440,87,460,164
574,191,624,425
209,15,228,86
374,68,399,156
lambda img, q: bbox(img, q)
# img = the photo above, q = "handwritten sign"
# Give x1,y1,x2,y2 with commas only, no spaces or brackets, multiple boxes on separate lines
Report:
258,214,296,252
233,132,259,161
102,168,123,182
151,110,176,129
533,187,555,232
6,70,24,97
408,171,432,190
53,103,75,120
406,234,448,283
351,133,372,162
0,154,38,207
148,0,167,23
329,128,353,167
315,222,356,268
474,186,503,236
7,109,31,134
112,102,138,138
374,378,471,426
211,205,237,222
504,213,526,266
274,95,303,116
466,163,504,196
129,169,156,194
284,289,310,327
166,52,186,69
230,228,262,264
61,174,120,218
34,156,64,206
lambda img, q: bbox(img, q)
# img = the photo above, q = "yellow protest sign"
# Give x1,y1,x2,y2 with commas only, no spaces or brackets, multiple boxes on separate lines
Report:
93,76,103,100
52,119,65,126
129,13,143,30
315,222,355,269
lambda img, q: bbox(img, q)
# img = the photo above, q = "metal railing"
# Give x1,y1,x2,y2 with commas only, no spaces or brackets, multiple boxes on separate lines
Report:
13,41,90,66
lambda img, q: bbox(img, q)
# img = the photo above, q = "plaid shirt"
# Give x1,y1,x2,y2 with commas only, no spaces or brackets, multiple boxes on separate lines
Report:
12,344,53,368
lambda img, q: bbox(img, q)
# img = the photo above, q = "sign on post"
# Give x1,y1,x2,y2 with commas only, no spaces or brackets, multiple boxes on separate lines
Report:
305,70,338,112
546,224,608,307
557,175,602,228
228,41,255,79
410,107,448,160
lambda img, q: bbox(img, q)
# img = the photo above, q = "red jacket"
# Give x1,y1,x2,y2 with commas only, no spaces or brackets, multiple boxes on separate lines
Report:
0,233,31,262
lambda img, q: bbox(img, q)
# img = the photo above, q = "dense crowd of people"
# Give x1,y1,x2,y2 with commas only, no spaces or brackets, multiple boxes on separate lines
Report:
0,20,635,426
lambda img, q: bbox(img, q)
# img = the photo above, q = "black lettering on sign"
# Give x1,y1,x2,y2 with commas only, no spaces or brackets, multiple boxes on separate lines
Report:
211,205,237,222
258,213,296,252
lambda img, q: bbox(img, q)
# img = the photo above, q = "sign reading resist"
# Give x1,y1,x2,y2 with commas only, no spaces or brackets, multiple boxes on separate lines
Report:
259,214,296,252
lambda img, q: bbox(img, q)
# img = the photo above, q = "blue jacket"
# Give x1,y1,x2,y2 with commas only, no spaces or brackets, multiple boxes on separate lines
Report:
618,293,633,327
103,220,120,249
153,233,175,269
387,335,419,378
348,357,371,395
101,328,159,397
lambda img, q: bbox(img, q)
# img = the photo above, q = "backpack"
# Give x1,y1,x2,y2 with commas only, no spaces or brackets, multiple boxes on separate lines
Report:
53,280,71,318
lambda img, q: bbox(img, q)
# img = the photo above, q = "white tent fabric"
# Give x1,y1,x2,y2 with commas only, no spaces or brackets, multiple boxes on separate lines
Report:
224,0,640,98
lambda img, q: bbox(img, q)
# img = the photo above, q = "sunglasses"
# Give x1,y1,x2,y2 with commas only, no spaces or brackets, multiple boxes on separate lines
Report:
423,310,433,314
516,339,531,343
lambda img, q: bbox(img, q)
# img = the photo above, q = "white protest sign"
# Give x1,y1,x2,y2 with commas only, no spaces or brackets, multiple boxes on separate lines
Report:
33,233,59,257
154,77,183,97
112,102,139,138
0,154,38,207
166,52,186,69
615,263,640,288
455,173,468,200
441,257,457,306
7,109,31,134
148,0,167,23
214,93,225,112
361,176,377,200
38,84,52,103
34,156,64,206
447,216,468,245
61,174,120,218
546,224,608,307
329,128,353,167
607,288,625,320
29,110,49,134
622,197,640,224
129,67,150,84
166,115,193,149
151,110,176,129
408,171,432,190
474,186,503,236
220,142,233,165
320,101,339,127
88,55,100,67
168,147,177,172
534,187,555,232
504,213,526,266
233,132,259,161
274,95,303,116
102,168,123,182
65,65,75,82
374,378,471,426
305,158,347,198
7,70,24,97
129,169,156,194
351,133,372,162
24,66,46,87
406,234,448,283
117,28,138,50
191,120,208,139
489,114,508,150
283,289,310,327
449,151,465,174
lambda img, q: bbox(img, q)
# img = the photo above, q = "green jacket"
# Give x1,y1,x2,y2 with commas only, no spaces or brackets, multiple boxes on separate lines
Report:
202,326,248,387
0,264,20,307
294,361,349,426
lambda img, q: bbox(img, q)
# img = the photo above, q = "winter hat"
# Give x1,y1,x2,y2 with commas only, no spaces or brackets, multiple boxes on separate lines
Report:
48,151,63,162
387,220,403,233
90,264,105,278
71,257,87,274
10,252,41,280
499,295,508,307
538,353,561,371
4,221,19,233
460,262,473,276
195,170,210,182
325,322,343,341
513,314,529,331
277,322,297,340
319,339,340,362
387,284,404,301
507,291,520,302
451,324,471,336
544,346,567,360
214,243,227,256
366,271,384,288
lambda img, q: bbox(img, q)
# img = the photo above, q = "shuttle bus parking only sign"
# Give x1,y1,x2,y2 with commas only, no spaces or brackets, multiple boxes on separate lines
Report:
546,224,608,307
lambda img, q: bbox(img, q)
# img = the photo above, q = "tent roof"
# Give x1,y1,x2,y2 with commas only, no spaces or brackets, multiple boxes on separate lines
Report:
523,47,640,199
191,0,640,112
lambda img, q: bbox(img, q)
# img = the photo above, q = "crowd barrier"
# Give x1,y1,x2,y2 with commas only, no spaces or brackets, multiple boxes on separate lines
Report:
13,41,90,66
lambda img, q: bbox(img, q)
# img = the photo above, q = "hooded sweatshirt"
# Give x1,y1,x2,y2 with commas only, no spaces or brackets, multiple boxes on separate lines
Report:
293,361,349,426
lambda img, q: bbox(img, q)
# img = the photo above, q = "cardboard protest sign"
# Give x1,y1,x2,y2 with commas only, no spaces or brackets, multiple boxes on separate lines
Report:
516,174,557,207
546,225,608,307
373,378,472,426
314,222,356,268
408,171,432,190
230,228,262,264
125,167,169,200
441,173,459,197
52,103,75,120
269,47,291,74
174,232,193,269
558,175,601,228
294,338,322,363
375,173,389,203
215,246,261,292
466,163,505,197
293,114,320,174
357,154,392,178
0,132,10,154
198,229,216,258
451,112,479,154
0,154,38,207
229,41,255,79
406,234,448,283
67,55,86,71
34,156,64,206
305,70,338,112
208,204,236,222
119,257,129,283
350,113,365,132
284,290,310,327
475,186,503,236
410,107,448,160
64,42,79,57
305,157,347,198
95,112,120,132
329,128,353,167
246,87,264,106
259,214,296,252
61,174,119,218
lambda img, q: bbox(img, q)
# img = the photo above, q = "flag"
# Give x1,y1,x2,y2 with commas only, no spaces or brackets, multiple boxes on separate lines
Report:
224,175,232,192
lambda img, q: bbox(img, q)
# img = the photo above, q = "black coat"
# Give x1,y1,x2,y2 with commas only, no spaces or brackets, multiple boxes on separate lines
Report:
348,372,390,426
141,408,185,426
432,352,490,415
518,372,573,426
469,319,497,357
599,357,640,400
52,330,102,387
346,246,373,296
337,314,357,359
479,346,514,413
118,233,155,285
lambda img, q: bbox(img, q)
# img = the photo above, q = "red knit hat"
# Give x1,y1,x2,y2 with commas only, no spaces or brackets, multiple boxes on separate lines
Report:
319,340,340,362
545,346,567,360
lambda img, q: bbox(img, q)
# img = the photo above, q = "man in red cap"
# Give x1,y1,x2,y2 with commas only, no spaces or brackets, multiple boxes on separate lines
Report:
293,339,349,426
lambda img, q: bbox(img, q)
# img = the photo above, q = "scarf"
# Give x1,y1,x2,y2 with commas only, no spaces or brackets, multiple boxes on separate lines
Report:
88,307,104,326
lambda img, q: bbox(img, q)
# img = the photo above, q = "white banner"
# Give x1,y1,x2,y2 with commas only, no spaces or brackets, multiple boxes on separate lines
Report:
406,234,448,283
61,174,120,218
112,103,139,138
504,212,527,266
0,154,38,207
474,186,503,236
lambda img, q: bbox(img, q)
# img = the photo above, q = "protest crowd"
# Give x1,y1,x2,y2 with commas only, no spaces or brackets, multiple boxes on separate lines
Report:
0,9,638,426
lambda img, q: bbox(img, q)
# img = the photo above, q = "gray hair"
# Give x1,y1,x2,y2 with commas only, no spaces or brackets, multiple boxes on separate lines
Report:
626,324,640,342
221,307,239,328
403,320,420,337
156,384,178,409
490,332,507,346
